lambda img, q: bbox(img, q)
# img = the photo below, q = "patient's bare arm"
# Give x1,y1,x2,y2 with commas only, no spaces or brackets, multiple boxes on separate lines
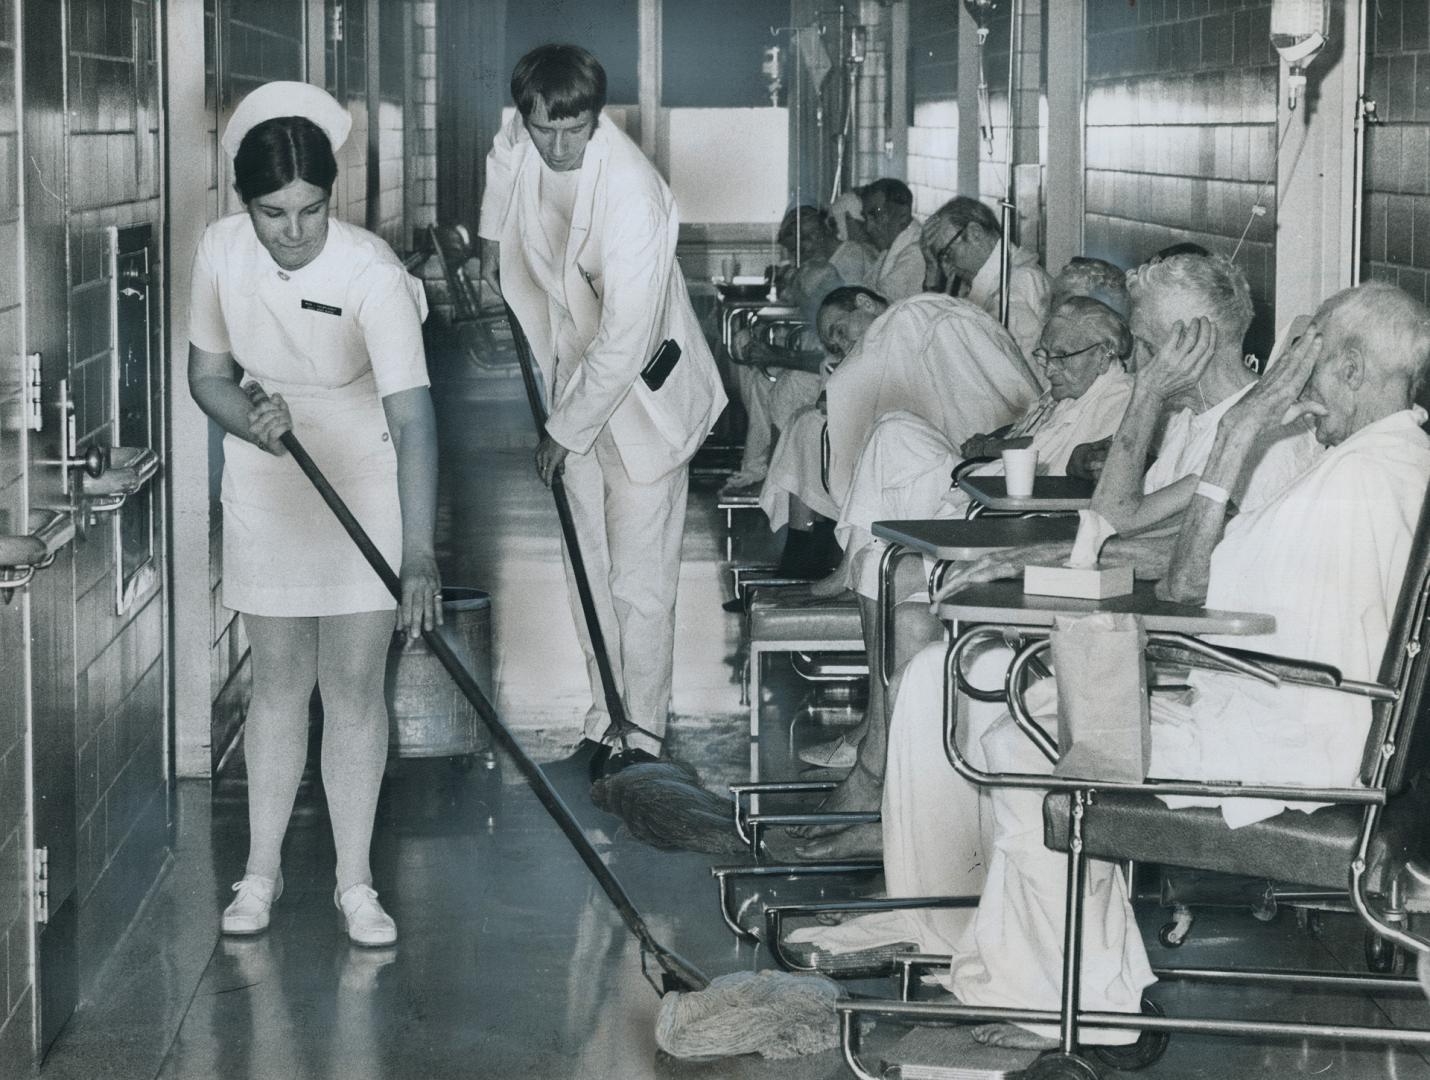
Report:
1158,331,1325,604
1092,317,1217,534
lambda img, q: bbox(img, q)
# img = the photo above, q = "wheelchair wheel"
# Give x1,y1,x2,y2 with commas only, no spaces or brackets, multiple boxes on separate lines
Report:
1090,998,1170,1071
1023,1052,1102,1080
1365,930,1408,975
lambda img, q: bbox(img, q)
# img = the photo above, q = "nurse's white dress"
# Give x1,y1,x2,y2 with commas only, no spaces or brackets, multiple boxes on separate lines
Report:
189,214,431,617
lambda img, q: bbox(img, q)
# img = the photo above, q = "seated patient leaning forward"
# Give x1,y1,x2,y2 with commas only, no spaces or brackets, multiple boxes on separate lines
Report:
790,280,1430,1050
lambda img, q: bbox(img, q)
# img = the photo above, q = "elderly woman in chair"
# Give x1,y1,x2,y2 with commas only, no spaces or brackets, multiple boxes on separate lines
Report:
794,280,1430,1049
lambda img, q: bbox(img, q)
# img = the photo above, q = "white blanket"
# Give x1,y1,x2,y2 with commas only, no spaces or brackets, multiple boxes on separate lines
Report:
837,368,1134,598
759,295,1039,530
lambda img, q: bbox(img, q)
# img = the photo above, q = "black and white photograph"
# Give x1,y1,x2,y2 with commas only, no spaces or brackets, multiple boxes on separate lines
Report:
2,1,1430,1077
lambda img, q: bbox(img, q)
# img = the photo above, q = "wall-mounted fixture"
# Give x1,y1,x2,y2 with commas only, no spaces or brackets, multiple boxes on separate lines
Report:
1271,0,1331,110
761,45,783,107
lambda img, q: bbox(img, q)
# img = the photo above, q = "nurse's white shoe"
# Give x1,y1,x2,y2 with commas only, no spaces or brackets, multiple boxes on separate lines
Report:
336,883,397,947
222,871,283,935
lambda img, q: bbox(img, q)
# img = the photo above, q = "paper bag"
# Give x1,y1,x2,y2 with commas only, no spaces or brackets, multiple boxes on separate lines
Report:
1050,612,1151,782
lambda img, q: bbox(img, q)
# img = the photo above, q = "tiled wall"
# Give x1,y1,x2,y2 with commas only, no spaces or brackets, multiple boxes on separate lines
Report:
908,0,958,217
406,0,438,241
64,0,168,991
1084,0,1279,356
1360,0,1430,307
206,3,306,767
0,0,29,1058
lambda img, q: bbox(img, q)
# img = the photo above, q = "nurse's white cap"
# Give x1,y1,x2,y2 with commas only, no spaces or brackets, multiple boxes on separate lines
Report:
221,81,353,159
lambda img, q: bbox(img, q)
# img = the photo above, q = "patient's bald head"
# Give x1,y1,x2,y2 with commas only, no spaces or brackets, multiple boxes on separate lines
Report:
1300,282,1430,445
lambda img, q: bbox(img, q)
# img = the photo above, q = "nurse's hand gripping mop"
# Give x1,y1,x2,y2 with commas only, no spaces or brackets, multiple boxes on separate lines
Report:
246,383,709,998
501,301,654,778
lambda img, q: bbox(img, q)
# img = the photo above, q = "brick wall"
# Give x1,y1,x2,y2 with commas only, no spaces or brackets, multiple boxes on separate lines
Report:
406,0,438,241
908,0,958,217
1360,0,1430,306
0,0,28,1054
205,2,307,766
64,0,169,992
1084,0,1279,356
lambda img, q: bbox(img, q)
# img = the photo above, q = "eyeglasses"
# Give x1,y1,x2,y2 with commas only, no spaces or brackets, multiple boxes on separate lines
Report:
1032,341,1103,369
933,225,969,267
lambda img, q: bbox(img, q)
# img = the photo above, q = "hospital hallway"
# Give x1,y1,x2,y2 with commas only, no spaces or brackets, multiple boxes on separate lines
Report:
11,341,1430,1080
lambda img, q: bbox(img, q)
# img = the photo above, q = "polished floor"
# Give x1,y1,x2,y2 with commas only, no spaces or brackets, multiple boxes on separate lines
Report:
22,339,1430,1079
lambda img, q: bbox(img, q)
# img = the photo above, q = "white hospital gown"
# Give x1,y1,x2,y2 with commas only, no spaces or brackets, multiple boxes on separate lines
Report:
759,295,1040,529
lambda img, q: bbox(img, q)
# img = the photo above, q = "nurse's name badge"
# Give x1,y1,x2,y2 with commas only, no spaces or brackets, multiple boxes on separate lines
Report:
301,299,342,317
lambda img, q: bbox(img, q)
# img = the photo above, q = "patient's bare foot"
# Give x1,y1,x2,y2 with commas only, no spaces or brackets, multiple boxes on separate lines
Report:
788,761,882,839
808,572,850,600
809,547,854,598
972,1024,1059,1050
794,822,882,860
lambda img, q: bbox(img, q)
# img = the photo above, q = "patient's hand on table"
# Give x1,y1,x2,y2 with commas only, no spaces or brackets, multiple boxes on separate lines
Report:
930,541,1075,605
1067,436,1111,480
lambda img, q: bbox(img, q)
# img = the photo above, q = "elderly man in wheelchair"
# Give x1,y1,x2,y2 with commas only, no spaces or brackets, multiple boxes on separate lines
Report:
817,280,1430,1069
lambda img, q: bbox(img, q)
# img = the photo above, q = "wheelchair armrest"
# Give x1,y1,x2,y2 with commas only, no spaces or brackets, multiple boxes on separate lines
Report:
951,456,996,485
1145,639,1342,688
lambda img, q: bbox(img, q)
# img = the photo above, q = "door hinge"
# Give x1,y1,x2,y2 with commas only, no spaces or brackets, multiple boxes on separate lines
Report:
24,352,41,432
33,846,49,925
329,3,343,43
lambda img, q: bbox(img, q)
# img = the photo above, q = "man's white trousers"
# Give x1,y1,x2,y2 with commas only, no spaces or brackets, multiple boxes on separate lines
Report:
558,426,688,755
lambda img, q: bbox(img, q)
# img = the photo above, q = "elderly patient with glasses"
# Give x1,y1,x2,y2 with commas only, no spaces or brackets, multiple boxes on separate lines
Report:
793,294,1138,800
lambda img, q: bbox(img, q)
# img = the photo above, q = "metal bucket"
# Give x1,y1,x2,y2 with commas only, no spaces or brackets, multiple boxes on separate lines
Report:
387,587,494,760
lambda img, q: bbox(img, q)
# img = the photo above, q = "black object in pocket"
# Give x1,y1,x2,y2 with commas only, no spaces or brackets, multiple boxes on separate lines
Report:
641,338,682,391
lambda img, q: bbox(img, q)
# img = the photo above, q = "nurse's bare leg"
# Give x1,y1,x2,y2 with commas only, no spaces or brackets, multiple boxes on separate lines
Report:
598,431,688,755
241,613,320,880
317,609,397,892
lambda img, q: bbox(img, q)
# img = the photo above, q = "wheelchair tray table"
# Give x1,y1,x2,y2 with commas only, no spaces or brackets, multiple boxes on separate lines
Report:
935,578,1275,635
957,474,1095,513
873,516,1080,562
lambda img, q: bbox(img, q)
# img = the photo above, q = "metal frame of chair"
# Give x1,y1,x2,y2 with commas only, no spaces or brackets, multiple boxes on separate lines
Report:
837,481,1430,1080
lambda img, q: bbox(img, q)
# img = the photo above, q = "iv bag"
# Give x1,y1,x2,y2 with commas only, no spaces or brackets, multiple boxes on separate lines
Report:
1270,0,1329,63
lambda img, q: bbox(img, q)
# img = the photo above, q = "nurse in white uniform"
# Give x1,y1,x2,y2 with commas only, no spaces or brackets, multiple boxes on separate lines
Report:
187,83,441,946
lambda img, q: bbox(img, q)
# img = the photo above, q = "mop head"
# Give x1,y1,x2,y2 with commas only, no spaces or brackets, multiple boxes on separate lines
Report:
655,970,844,1060
590,761,748,855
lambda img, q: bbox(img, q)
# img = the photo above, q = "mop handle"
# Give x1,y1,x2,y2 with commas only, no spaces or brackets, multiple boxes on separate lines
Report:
501,302,650,750
251,391,709,994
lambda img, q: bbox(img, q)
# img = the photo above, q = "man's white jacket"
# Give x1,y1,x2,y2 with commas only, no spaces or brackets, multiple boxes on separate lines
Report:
479,112,726,483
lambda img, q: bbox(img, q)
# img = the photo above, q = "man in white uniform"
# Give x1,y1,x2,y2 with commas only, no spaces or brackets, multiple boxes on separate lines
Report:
793,282,1430,1050
861,179,925,303
478,45,726,759
923,196,1052,363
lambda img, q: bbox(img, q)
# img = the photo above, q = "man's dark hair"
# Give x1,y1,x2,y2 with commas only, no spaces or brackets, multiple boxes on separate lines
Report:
511,44,607,121
233,116,338,203
819,285,888,315
777,205,836,244
934,195,999,236
1146,240,1211,264
861,178,913,209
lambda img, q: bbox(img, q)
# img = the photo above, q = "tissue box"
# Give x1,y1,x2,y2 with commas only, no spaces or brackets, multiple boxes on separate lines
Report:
1023,562,1135,600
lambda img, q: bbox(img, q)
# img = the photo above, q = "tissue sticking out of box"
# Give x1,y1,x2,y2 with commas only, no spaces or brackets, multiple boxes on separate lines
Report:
1068,508,1117,568
1024,509,1135,599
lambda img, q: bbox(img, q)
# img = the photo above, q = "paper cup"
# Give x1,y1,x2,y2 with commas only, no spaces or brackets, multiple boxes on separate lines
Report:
1002,448,1038,498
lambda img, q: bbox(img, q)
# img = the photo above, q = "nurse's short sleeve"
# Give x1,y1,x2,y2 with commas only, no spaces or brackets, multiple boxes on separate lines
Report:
188,234,231,354
357,263,431,398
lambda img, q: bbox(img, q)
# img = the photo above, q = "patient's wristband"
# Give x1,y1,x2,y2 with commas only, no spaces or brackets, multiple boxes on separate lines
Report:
1194,480,1229,505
